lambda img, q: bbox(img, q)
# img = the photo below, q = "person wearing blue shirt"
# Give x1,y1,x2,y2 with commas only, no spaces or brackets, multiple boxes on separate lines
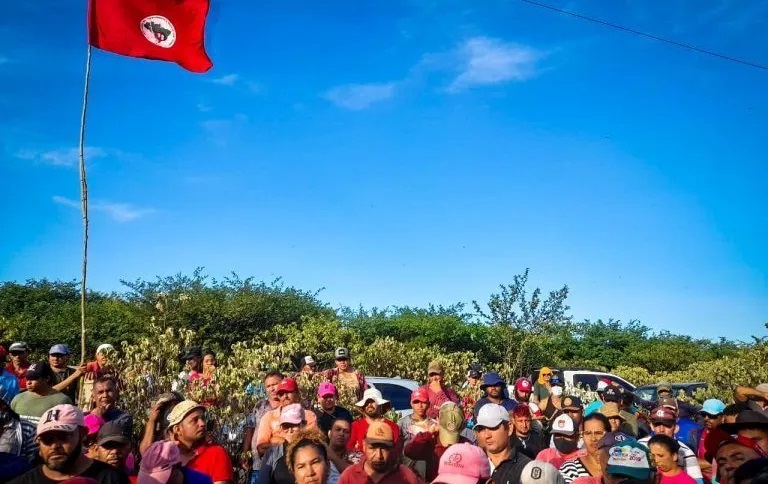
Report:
473,373,517,418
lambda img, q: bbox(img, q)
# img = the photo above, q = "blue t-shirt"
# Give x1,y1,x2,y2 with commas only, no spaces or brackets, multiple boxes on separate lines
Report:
184,467,214,484
474,397,517,417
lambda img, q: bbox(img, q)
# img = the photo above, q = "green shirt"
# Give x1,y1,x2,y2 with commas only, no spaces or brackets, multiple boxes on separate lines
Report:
10,391,73,425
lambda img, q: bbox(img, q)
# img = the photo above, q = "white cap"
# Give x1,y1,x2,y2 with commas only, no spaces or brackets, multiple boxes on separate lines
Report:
521,461,566,484
597,381,610,392
355,388,389,408
302,356,316,366
474,403,510,429
550,413,577,436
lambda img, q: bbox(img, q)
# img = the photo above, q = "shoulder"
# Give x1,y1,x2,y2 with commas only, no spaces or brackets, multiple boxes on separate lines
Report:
677,442,695,455
8,466,40,484
86,460,130,484
396,464,421,482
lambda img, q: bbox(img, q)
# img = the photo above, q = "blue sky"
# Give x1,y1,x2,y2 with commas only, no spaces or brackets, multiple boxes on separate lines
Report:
1,0,766,341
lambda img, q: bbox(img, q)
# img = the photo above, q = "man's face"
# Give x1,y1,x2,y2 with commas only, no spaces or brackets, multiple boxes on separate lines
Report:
516,389,531,402
320,394,336,411
716,443,760,483
362,401,380,419
476,423,511,454
486,384,503,399
335,358,349,371
364,442,393,474
657,390,671,399
10,350,28,367
724,414,738,424
38,430,82,472
264,376,283,399
564,409,583,427
513,416,532,437
49,353,69,370
176,409,206,445
738,428,768,456
277,390,299,407
280,423,303,443
411,400,428,419
652,421,677,438
96,352,109,367
27,378,46,393
329,420,351,448
93,380,117,409
301,365,315,373
96,441,130,469
703,413,723,430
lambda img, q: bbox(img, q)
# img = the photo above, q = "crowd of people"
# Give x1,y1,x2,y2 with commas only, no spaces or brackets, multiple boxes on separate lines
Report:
1,341,767,484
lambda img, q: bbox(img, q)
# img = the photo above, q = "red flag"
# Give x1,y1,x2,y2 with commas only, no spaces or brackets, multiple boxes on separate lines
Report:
88,0,213,73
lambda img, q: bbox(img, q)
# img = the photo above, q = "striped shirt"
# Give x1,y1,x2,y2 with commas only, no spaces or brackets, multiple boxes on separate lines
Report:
560,458,592,484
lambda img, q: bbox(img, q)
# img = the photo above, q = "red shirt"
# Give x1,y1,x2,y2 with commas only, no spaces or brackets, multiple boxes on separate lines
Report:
187,443,234,483
6,362,30,390
347,418,401,452
403,431,471,482
338,461,421,484
419,384,460,420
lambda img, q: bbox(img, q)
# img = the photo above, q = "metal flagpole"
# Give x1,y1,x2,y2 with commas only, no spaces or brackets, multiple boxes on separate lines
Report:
78,44,93,365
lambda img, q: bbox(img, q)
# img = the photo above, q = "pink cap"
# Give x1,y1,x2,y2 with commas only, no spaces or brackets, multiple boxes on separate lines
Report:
515,377,533,392
318,382,337,398
434,443,491,484
37,404,84,437
411,388,429,404
138,440,180,484
279,403,305,425
84,414,105,436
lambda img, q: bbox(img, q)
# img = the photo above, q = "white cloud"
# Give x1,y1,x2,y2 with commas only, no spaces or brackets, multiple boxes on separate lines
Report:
449,37,542,92
210,74,239,86
52,196,155,222
323,82,397,110
15,147,107,167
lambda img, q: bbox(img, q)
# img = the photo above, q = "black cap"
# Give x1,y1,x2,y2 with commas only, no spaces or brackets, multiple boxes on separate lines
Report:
182,347,202,360
562,395,584,410
97,421,130,446
26,361,54,381
334,347,349,359
603,385,622,403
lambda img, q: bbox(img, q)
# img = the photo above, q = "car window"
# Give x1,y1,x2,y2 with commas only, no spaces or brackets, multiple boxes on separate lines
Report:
635,387,656,401
573,374,599,391
374,383,413,411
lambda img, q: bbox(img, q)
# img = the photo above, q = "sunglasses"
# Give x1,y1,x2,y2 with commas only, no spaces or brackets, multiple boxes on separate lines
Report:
335,358,348,362
10,351,25,356
703,413,721,419
428,372,442,377
542,373,552,377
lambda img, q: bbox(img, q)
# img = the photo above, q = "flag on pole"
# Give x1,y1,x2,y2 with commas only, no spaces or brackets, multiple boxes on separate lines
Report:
88,0,213,73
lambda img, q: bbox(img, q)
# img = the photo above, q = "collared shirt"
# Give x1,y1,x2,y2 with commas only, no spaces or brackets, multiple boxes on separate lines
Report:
186,443,234,483
337,462,421,484
491,446,533,484
314,405,353,434
419,384,460,420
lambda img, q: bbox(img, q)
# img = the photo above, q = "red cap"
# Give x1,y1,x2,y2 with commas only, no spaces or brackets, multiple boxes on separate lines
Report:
411,388,429,404
515,377,533,392
705,427,767,459
276,378,298,393
650,406,677,424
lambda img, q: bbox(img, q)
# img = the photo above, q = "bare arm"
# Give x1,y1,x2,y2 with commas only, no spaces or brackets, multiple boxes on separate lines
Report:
734,386,767,404
53,365,86,393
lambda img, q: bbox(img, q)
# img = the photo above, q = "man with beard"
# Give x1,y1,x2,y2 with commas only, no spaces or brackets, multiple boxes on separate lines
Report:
93,421,132,474
473,373,517,417
168,400,233,484
509,404,547,459
89,378,132,436
704,428,764,484
338,421,420,484
697,399,726,483
10,404,128,484
347,389,400,453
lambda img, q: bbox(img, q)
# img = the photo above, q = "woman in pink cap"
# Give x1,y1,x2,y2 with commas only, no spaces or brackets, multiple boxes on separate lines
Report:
138,440,212,484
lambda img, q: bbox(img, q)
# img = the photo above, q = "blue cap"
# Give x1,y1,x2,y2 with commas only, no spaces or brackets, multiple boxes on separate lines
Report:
481,372,505,388
49,344,70,355
550,375,563,386
700,399,726,416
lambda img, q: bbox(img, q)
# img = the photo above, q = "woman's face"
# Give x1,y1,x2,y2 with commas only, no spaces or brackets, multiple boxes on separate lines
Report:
202,354,215,370
650,443,678,474
608,417,622,432
582,420,607,455
292,445,328,484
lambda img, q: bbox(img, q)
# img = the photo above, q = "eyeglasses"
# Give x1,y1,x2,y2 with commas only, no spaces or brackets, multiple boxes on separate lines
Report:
10,351,25,356
542,373,552,376
582,430,606,438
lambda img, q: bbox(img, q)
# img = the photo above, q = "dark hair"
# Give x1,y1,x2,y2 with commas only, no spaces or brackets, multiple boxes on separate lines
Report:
286,429,329,471
330,416,353,428
733,458,768,484
648,434,680,454
584,412,611,432
265,370,284,380
723,403,749,417
203,350,216,360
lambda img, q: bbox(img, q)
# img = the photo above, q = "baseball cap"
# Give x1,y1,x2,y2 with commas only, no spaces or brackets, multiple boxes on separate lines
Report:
550,375,563,386
410,388,429,404
719,410,768,434
182,347,201,360
8,342,29,353
704,427,766,460
520,461,566,484
276,378,298,393
365,421,394,447
650,406,677,425
701,399,726,416
596,380,611,392
562,396,583,411
606,441,651,480
475,403,510,429
355,388,389,408
480,372,505,389
598,432,636,450
138,440,181,484
551,413,578,436
438,402,464,445
657,382,672,394
600,402,624,420
97,421,129,446
603,385,622,403
301,356,316,367
49,344,70,356
317,382,337,398
516,377,533,393
84,413,106,437
96,344,115,355
433,443,491,484
166,400,205,427
657,395,678,412
26,362,54,381
37,404,85,437
279,403,305,425
428,360,445,375
334,347,349,359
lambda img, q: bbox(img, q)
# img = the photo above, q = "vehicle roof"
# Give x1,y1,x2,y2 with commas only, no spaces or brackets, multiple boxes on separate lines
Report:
366,376,420,388
635,382,707,389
